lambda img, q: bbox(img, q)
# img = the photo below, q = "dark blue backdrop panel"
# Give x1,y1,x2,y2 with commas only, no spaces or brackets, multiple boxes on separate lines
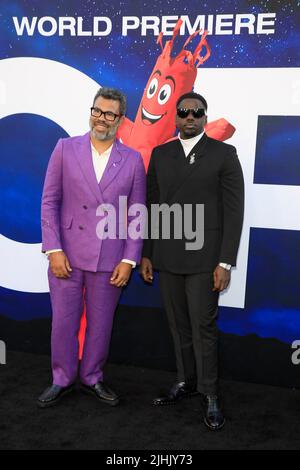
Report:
0,114,69,242
218,227,300,344
254,116,300,186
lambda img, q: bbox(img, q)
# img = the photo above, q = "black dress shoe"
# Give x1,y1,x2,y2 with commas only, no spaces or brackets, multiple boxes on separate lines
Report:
202,395,225,430
37,384,75,408
152,381,199,406
80,381,120,406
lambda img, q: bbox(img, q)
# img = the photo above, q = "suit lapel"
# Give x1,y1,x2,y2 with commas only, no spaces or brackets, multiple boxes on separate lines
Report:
73,132,104,204
99,139,126,193
166,134,209,203
185,133,208,164
73,135,127,202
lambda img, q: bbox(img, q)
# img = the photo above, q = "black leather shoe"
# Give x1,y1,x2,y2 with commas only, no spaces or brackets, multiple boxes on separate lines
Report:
152,381,199,406
80,381,120,406
37,384,75,408
202,395,225,430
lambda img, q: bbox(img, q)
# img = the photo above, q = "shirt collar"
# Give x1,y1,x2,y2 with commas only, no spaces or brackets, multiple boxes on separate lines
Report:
178,131,205,148
90,141,114,157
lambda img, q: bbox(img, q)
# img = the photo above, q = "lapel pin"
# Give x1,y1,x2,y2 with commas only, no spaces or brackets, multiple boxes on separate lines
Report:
189,153,195,165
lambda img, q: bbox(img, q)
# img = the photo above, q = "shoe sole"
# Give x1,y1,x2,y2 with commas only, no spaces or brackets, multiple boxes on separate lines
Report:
80,385,120,406
152,391,200,406
37,386,75,409
203,417,226,431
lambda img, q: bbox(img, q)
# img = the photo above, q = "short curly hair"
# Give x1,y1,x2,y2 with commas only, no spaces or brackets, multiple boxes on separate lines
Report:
176,92,207,111
93,87,126,115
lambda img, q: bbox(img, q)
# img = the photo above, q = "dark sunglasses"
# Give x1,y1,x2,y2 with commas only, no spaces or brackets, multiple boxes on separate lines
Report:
177,108,206,119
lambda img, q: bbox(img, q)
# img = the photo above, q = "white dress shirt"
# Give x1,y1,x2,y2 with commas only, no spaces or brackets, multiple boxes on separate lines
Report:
91,142,112,183
178,131,205,157
46,141,136,268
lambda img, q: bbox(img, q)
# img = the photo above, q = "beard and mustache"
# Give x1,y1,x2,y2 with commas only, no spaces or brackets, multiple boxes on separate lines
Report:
90,119,119,142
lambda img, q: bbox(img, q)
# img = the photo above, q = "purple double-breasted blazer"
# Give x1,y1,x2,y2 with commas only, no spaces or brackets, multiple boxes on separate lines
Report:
41,132,146,272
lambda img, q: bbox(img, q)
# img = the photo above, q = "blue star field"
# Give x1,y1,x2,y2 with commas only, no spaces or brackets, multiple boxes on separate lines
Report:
1,0,299,117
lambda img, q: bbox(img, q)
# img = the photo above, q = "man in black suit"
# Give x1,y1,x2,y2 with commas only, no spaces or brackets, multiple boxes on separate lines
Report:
140,92,244,430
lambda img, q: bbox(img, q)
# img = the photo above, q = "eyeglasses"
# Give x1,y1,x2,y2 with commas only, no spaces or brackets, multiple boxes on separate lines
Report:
176,108,206,119
90,107,121,122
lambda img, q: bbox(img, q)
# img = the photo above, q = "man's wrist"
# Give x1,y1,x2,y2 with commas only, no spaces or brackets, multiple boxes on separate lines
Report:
121,259,136,268
219,262,231,271
45,249,63,257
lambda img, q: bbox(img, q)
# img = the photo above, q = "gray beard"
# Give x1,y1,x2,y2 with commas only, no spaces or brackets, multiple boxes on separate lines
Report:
91,127,117,141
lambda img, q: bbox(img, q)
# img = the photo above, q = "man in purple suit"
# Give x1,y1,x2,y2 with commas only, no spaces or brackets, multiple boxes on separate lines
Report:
37,87,146,408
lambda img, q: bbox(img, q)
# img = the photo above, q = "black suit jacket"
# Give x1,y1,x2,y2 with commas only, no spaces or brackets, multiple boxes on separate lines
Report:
142,134,244,274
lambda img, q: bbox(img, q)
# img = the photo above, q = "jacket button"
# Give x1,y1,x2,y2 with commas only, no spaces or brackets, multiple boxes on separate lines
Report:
83,205,88,210
79,225,84,230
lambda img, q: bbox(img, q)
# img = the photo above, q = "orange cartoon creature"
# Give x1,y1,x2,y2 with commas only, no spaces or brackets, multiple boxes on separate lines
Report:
78,19,235,358
117,18,235,170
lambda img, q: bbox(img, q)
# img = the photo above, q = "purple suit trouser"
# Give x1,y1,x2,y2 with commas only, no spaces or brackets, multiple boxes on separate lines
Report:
48,267,121,387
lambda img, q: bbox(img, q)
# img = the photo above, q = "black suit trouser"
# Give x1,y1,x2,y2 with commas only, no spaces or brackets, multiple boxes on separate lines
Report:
159,271,219,395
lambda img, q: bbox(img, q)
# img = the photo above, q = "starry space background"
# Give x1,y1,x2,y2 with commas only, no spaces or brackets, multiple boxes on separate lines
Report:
0,0,300,346
1,0,299,117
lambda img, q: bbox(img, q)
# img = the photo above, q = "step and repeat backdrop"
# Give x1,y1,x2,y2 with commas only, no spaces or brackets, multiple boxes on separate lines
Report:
1,1,299,385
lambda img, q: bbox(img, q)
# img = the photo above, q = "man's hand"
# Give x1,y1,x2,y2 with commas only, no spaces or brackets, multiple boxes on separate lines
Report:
49,251,72,279
213,265,231,292
140,257,153,283
110,262,133,287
